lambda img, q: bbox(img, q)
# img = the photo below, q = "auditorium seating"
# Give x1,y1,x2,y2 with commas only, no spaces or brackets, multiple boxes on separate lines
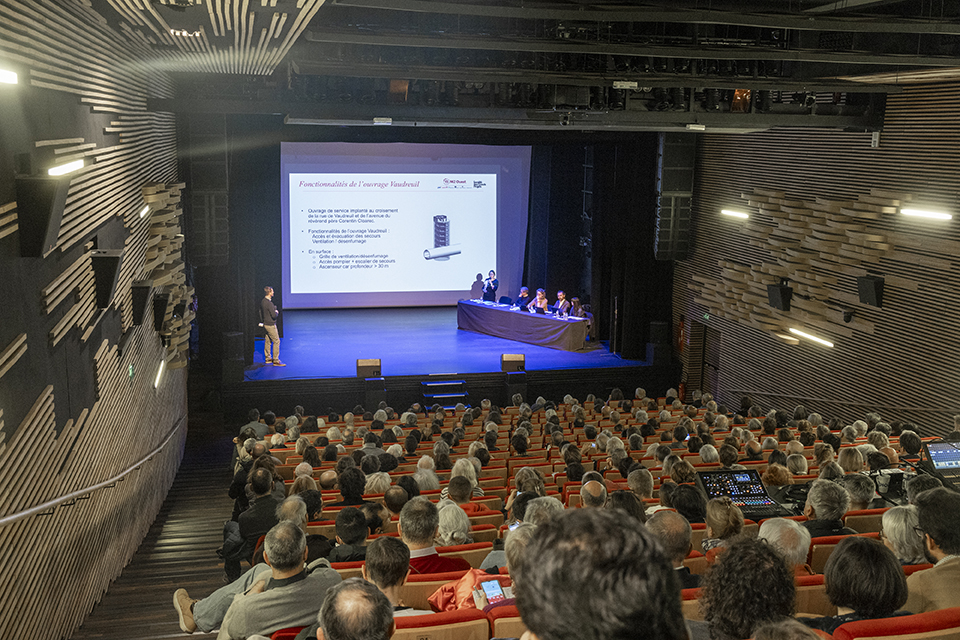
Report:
833,607,960,640
809,532,880,573
398,570,471,610
487,605,527,638
392,608,489,640
270,627,305,640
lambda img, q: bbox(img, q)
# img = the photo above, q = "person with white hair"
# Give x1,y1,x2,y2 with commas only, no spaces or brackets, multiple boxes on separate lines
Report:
699,444,720,464
385,443,403,459
343,412,355,428
635,387,646,399
803,480,857,537
287,423,301,441
758,517,813,575
435,504,473,547
807,413,823,427
659,409,671,422
294,462,313,479
270,433,286,447
373,409,387,423
524,496,565,525
761,437,779,452
786,454,808,476
364,472,391,496
325,425,341,441
881,506,926,565
412,456,440,491
852,419,869,436
439,457,484,499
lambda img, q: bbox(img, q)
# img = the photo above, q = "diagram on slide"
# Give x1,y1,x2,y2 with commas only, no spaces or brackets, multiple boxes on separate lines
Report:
424,214,461,260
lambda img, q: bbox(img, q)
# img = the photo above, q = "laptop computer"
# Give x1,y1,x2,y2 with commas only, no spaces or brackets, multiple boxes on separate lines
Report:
697,469,795,519
534,306,546,314
923,440,960,478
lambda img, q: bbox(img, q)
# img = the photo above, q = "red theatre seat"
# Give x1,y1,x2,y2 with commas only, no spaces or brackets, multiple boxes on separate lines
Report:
271,626,306,640
833,606,960,640
393,608,489,640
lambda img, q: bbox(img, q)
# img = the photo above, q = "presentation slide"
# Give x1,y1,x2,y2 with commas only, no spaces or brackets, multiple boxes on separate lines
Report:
280,143,531,309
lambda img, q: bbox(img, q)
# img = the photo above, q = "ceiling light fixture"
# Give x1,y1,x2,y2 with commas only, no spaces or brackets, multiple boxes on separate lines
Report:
720,209,749,219
900,208,952,221
0,69,17,84
788,327,834,348
139,205,150,218
47,159,84,176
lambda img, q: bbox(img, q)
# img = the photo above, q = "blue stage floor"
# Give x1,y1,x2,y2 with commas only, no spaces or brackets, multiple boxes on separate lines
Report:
246,307,646,381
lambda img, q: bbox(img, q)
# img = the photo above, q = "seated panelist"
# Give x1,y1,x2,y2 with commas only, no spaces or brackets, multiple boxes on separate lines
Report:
515,286,532,309
555,290,572,315
529,288,549,313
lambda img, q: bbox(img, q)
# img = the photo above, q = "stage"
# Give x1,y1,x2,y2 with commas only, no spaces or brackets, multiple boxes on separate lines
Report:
247,307,645,380
223,307,677,418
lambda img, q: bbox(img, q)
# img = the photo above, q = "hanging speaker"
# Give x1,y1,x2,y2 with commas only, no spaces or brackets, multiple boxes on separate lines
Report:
767,284,793,311
856,276,884,307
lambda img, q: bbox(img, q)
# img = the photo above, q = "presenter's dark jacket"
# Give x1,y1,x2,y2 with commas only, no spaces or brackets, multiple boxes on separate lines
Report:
482,278,499,301
260,297,279,326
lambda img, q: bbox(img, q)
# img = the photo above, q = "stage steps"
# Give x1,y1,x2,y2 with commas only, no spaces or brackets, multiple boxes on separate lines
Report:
421,375,468,410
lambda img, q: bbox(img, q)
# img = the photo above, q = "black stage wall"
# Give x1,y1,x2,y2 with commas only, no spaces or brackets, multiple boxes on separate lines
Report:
178,116,670,377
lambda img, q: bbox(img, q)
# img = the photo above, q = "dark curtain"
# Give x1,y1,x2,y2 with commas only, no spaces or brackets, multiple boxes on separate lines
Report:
591,137,673,360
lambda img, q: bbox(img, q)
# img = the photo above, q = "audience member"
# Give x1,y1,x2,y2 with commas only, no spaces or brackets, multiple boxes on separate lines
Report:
328,507,369,562
759,517,813,575
207,521,341,639
690,537,796,640
383,486,409,518
580,480,607,508
671,484,707,523
800,537,909,634
398,497,471,574
647,510,700,589
513,509,687,640
328,468,375,507
702,497,743,562
842,473,876,510
905,474,941,504
435,503,473,547
524,496,565,526
605,490,647,525
880,506,927,566
904,487,960,612
223,467,281,581
802,480,856,537
317,578,394,640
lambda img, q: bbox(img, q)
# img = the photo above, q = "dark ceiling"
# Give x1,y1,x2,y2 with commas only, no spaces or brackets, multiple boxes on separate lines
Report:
98,0,960,131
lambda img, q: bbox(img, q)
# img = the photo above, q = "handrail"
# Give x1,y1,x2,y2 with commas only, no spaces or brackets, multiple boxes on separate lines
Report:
0,413,187,528
726,390,950,414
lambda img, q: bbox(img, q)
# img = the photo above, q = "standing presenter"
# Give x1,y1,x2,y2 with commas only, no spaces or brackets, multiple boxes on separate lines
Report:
482,270,499,302
259,286,285,366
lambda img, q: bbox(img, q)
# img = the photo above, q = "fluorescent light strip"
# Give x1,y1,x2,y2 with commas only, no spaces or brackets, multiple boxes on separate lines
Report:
721,209,750,219
154,359,165,389
901,208,952,221
47,159,84,176
0,69,17,85
788,328,834,348
139,205,150,218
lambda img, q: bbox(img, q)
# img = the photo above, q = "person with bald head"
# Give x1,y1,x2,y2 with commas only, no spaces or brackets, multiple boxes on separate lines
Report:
318,470,337,490
647,510,699,589
580,480,607,508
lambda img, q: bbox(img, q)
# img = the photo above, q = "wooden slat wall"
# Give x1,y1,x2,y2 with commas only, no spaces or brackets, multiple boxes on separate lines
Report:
105,0,327,75
0,3,189,640
673,82,960,434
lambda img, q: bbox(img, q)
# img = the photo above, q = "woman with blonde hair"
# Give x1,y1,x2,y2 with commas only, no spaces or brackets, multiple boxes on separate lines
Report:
838,447,864,474
702,496,744,563
290,475,318,495
295,436,311,456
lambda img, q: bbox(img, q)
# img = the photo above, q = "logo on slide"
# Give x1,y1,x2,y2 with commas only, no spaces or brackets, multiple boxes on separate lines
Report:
439,178,469,189
473,180,486,189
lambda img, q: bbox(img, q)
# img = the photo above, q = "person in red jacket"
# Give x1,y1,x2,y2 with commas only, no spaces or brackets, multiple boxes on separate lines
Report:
398,497,472,574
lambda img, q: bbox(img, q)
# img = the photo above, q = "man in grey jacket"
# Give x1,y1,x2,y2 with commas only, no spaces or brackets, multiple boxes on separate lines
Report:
174,521,341,637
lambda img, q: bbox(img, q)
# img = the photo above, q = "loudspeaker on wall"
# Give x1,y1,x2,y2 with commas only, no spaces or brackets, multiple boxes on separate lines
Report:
857,275,884,307
767,284,793,312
